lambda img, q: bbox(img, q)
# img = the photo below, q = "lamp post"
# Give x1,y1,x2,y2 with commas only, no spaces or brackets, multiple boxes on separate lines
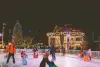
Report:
0,33,2,42
2,22,6,47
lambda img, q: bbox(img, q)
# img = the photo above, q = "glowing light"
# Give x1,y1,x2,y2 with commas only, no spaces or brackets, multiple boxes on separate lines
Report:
0,33,2,36
67,34,70,38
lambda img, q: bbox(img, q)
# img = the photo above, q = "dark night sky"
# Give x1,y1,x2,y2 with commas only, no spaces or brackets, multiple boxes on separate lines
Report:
0,1,100,44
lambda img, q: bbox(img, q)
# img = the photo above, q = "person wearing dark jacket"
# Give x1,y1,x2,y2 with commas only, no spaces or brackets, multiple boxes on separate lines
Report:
50,45,56,61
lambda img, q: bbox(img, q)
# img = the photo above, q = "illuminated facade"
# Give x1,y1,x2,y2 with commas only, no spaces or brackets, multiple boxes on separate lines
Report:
46,25,87,49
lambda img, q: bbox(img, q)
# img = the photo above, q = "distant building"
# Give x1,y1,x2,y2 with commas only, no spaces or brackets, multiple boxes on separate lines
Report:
46,24,88,49
0,41,4,48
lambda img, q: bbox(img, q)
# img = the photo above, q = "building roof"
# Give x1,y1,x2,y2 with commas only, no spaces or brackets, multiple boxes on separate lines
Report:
54,25,82,32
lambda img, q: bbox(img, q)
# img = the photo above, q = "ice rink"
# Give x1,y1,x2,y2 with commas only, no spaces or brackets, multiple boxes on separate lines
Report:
0,53,100,67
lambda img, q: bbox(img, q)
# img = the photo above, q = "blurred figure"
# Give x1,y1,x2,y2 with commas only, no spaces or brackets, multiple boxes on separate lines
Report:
50,45,56,61
40,50,50,67
61,46,66,56
22,51,28,65
87,49,92,60
4,45,8,58
21,50,24,59
6,42,16,64
33,47,38,58
47,61,58,67
79,49,84,58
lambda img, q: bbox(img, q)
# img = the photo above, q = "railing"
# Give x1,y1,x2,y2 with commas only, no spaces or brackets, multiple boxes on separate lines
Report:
16,49,45,53
0,49,100,58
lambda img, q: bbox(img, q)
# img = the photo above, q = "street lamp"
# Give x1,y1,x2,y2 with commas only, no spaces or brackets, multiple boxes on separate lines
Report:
0,33,2,42
2,22,6,46
0,33,2,37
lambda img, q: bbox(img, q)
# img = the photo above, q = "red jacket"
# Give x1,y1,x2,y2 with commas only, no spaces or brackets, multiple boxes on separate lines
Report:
6,45,16,54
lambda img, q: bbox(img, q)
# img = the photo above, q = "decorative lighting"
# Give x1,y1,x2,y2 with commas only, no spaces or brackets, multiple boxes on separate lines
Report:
67,33,70,38
0,33,2,37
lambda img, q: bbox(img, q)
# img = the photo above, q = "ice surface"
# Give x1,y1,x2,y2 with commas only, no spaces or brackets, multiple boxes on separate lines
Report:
0,53,100,67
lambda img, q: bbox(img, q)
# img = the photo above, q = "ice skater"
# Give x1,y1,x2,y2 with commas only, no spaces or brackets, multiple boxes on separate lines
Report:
50,45,56,61
61,46,66,56
33,48,38,58
40,50,58,67
6,42,16,64
79,49,84,58
48,61,58,67
22,50,28,65
40,50,50,67
87,49,92,60
21,50,24,59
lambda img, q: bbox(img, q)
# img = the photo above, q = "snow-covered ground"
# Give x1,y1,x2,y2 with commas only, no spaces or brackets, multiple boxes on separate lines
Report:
0,53,100,67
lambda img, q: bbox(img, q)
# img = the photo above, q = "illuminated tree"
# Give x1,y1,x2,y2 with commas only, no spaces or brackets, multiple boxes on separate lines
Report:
12,20,23,45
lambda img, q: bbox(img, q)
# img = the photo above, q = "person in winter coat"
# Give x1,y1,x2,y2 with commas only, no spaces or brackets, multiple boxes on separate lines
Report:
22,51,28,65
6,42,16,64
50,45,56,61
48,61,58,67
21,50,25,59
79,49,84,58
40,50,50,67
87,49,92,60
61,46,66,56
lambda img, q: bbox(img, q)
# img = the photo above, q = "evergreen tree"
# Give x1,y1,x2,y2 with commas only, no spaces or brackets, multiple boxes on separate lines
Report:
12,20,23,45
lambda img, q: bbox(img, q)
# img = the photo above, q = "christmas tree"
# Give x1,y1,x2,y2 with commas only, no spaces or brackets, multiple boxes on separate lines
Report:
12,20,23,45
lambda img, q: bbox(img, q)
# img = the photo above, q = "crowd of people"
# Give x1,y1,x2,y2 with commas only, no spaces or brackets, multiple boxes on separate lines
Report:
4,39,93,67
78,49,92,61
4,40,59,67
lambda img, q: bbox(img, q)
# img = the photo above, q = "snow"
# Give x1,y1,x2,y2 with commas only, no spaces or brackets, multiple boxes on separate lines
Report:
0,53,100,67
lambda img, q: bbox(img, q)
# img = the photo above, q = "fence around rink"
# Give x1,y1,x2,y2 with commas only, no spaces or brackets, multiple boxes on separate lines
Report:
0,49,100,58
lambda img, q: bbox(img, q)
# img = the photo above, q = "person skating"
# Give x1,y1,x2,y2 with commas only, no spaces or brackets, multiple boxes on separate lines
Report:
87,49,92,60
79,49,84,58
22,51,28,65
21,50,24,59
33,48,38,58
47,60,58,67
50,61,58,67
50,45,56,61
39,50,50,67
61,46,66,56
6,42,16,64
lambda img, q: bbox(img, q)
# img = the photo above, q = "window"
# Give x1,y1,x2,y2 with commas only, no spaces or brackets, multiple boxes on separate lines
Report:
71,38,73,40
76,38,82,41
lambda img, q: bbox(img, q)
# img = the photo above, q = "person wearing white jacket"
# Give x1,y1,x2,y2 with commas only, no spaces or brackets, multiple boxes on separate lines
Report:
87,49,92,60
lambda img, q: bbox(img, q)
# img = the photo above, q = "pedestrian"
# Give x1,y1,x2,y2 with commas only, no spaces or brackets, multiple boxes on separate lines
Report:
61,46,66,56
21,50,24,59
47,61,58,67
87,49,92,60
33,48,38,58
6,42,16,64
50,45,56,61
40,51,50,67
79,49,84,58
22,51,28,65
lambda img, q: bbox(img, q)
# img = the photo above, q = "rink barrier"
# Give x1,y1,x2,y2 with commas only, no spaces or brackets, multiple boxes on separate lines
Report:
16,49,45,53
0,49,46,53
0,49,100,58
